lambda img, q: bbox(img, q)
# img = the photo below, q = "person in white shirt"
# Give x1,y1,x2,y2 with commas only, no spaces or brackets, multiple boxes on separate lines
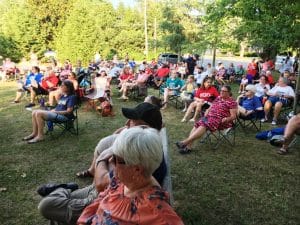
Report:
262,77,295,125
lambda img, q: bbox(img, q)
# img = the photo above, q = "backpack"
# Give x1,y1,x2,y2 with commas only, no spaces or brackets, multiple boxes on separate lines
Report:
100,100,113,117
255,127,285,140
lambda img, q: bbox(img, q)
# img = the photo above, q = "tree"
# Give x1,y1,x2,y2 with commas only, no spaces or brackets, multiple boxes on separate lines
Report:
54,0,118,64
159,4,186,54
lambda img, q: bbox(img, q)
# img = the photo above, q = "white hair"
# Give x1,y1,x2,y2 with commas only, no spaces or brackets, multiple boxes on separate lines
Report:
112,126,163,177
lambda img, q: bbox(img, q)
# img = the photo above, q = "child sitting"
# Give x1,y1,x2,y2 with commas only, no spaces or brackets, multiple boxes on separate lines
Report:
239,74,248,93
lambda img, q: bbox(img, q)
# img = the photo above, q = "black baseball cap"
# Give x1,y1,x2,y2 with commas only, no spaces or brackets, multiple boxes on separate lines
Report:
122,102,162,130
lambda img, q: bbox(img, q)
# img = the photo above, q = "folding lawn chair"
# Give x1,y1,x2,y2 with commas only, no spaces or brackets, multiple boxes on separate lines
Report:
46,105,79,136
200,123,236,150
237,110,265,131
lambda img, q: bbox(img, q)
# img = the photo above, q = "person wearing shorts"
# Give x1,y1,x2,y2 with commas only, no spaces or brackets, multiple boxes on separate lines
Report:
262,77,295,125
22,80,76,143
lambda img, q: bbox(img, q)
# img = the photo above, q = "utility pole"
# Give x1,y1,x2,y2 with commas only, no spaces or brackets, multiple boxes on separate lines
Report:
144,0,148,59
154,17,157,56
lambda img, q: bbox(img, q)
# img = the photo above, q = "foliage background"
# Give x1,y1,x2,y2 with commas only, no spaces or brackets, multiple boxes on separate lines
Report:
0,0,299,63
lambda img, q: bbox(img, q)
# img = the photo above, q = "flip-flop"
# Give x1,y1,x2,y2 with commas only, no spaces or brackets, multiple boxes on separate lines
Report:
22,136,35,141
76,170,93,178
27,138,44,144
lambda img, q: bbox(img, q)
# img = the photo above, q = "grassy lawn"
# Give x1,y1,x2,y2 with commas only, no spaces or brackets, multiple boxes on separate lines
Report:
0,81,299,225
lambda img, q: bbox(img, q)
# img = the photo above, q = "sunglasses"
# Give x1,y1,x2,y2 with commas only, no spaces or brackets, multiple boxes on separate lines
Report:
112,154,126,165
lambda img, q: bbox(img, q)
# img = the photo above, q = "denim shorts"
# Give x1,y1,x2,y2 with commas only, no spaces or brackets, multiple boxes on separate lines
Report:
46,112,69,122
268,96,289,106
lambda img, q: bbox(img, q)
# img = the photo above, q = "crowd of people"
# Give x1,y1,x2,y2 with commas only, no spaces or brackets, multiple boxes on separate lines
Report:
2,53,299,224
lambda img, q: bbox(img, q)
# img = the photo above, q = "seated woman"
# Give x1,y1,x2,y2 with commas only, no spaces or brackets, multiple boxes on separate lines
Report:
277,113,300,155
176,85,237,154
22,80,76,143
77,127,184,225
154,63,170,88
118,69,149,100
180,75,197,112
161,70,183,109
48,72,78,107
254,75,270,102
215,64,227,85
181,77,219,122
85,71,110,108
262,77,295,125
236,84,263,117
118,66,134,90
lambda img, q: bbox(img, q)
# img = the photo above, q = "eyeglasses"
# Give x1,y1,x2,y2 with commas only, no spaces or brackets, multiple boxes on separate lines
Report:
112,154,126,165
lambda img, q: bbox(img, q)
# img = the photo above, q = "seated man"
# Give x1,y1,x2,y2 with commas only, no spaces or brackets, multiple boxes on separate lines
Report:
77,127,184,225
25,66,59,108
176,85,237,154
277,113,300,155
38,102,167,225
236,84,263,117
12,67,42,103
262,77,295,125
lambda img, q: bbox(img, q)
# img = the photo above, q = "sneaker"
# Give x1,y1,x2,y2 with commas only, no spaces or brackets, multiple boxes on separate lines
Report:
271,120,277,125
37,182,78,197
261,118,267,123
181,118,187,123
181,108,187,112
25,103,35,108
189,118,195,122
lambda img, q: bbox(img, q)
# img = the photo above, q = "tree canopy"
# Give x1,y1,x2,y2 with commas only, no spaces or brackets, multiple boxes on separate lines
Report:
0,0,298,63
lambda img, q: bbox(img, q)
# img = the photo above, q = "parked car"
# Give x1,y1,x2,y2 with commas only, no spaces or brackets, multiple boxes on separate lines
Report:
158,53,182,65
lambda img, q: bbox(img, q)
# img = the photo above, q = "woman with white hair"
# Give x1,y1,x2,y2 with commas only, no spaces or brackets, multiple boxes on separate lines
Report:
262,77,295,125
77,127,184,225
236,84,263,117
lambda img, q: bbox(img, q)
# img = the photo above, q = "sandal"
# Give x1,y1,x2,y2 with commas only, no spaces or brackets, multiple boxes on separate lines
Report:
22,135,35,141
179,147,192,155
76,170,93,178
27,138,44,144
277,147,288,155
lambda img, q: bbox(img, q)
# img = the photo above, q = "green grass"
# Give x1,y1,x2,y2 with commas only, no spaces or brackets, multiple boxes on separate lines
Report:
0,81,299,225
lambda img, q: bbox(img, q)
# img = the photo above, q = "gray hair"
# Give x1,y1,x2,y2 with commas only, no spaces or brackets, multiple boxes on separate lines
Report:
112,127,163,178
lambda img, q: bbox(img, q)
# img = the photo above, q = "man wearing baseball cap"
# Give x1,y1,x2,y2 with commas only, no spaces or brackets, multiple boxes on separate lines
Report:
38,102,166,225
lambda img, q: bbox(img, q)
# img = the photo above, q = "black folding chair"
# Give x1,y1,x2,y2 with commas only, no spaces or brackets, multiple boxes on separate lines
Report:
47,106,79,136
237,110,265,131
200,124,236,150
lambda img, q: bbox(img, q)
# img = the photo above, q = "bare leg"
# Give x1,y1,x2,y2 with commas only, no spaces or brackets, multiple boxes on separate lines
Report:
263,100,272,119
15,91,24,102
273,102,282,121
181,125,207,148
182,101,196,120
192,102,203,121
281,114,300,150
30,110,47,141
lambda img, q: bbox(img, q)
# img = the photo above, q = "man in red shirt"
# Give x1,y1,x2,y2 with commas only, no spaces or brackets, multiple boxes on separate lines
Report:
246,58,257,84
26,67,59,108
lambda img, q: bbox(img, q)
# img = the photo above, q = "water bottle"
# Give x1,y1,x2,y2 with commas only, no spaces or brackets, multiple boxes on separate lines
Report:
40,97,45,107
47,121,53,131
